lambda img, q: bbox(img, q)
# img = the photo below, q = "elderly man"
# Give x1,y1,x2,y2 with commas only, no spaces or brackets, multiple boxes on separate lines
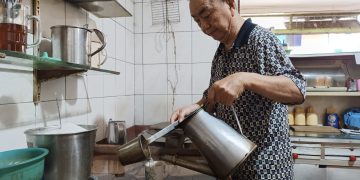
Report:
171,0,306,179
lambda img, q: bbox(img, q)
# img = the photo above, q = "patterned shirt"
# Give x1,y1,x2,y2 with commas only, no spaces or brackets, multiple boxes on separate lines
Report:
204,19,306,180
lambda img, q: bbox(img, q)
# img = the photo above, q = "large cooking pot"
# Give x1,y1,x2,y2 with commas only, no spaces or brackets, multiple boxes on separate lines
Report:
51,25,106,66
24,125,97,180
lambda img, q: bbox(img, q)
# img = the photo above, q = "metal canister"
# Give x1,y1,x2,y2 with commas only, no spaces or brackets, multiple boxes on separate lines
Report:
51,25,106,66
107,119,127,145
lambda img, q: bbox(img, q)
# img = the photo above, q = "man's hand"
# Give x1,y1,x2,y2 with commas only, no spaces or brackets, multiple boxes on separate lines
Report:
208,72,246,106
170,104,201,123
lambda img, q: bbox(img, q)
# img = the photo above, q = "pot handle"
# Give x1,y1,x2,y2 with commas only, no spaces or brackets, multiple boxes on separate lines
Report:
26,15,41,48
89,29,107,64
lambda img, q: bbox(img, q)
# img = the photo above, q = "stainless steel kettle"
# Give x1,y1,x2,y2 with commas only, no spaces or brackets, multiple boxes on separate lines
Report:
177,106,257,179
117,106,257,179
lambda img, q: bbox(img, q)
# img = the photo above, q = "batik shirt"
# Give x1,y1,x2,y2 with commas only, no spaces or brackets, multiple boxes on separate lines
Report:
204,19,306,180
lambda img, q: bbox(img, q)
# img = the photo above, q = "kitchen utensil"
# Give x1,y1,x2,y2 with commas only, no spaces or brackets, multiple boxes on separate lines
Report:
107,119,127,145
0,1,41,52
146,120,180,144
0,148,48,179
144,107,202,145
117,120,182,165
117,105,257,178
24,125,97,180
51,25,106,66
117,134,150,165
178,107,257,179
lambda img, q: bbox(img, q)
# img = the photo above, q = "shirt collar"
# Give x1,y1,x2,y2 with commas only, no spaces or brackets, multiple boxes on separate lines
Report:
233,18,257,48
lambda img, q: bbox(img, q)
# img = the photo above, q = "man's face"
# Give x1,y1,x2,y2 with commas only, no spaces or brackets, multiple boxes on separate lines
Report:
190,0,233,42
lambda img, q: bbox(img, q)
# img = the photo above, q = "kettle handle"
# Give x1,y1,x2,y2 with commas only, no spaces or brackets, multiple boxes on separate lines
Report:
202,102,245,136
231,105,245,136
88,29,107,64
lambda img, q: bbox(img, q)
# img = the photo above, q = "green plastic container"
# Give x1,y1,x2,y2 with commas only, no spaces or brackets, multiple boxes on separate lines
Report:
0,148,48,180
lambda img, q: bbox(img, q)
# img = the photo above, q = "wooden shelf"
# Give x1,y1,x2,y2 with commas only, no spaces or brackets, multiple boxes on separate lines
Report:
307,91,360,96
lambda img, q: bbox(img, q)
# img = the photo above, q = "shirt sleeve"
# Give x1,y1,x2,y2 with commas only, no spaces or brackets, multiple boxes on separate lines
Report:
254,29,306,101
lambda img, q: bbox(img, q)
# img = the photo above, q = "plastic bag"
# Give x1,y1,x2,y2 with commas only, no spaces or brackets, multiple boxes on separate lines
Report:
344,108,360,130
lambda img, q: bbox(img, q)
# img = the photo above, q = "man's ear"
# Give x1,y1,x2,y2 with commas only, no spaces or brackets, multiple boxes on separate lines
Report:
226,0,236,16
226,0,236,10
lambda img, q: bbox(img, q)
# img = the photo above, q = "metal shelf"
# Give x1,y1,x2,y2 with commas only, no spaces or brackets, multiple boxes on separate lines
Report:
0,50,120,103
306,91,360,96
289,52,360,65
0,50,119,81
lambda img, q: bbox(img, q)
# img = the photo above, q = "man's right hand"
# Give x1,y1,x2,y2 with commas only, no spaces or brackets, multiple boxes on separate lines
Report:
170,104,201,123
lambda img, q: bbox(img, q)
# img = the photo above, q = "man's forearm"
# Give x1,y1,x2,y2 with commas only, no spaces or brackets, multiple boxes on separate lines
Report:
242,72,304,104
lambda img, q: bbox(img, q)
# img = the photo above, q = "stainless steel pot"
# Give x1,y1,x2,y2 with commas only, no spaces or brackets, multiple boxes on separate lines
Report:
24,125,97,180
178,108,257,179
51,25,106,66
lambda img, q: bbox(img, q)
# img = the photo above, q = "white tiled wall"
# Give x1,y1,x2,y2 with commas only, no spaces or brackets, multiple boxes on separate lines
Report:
0,0,231,151
134,0,218,125
0,0,135,151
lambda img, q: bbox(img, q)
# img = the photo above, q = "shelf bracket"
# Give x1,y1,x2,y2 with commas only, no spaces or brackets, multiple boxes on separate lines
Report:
33,69,86,104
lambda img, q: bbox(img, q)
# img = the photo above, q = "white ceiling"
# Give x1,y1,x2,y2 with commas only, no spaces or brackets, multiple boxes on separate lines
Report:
238,0,360,14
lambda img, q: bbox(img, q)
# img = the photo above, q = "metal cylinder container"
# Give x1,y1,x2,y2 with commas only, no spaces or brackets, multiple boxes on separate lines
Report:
117,134,149,165
51,25,106,66
24,125,97,180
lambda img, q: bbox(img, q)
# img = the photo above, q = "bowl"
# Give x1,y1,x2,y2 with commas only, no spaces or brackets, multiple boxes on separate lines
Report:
0,148,48,180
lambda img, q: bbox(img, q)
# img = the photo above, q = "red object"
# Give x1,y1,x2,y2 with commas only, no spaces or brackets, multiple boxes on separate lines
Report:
293,153,299,159
349,155,357,161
